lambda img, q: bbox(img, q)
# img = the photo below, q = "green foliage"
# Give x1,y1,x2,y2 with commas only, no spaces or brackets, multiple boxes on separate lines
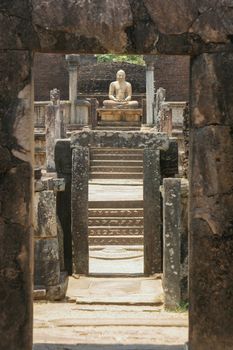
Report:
171,302,189,313
96,54,145,65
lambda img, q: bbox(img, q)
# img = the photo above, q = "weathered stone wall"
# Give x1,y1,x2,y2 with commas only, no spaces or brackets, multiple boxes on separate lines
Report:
0,51,34,350
189,52,233,350
34,54,190,103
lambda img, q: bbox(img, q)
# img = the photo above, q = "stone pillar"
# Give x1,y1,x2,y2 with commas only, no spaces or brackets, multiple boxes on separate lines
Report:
144,56,155,125
71,147,89,274
66,54,80,124
0,51,33,350
143,149,161,274
45,88,61,172
189,52,233,349
163,179,181,309
55,140,73,275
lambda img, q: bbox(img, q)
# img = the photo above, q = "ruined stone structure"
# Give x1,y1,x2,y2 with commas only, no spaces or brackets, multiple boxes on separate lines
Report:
1,1,233,350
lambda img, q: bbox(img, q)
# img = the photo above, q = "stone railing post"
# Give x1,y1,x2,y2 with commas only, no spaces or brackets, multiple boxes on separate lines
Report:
71,146,89,274
65,54,80,124
143,149,161,274
45,88,62,172
144,56,155,126
162,178,188,309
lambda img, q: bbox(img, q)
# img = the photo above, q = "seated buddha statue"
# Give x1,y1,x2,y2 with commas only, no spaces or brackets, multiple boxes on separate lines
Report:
103,70,138,109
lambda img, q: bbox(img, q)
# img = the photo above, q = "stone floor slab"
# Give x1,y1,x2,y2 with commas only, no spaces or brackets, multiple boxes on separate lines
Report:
66,276,163,305
34,302,188,349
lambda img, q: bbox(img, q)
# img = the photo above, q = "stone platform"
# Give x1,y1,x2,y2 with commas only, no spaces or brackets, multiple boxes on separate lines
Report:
97,108,142,122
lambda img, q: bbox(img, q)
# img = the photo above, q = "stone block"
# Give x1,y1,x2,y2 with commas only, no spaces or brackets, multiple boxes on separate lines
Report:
34,238,60,286
55,139,72,175
160,138,178,178
33,288,46,300
46,272,69,301
34,191,57,238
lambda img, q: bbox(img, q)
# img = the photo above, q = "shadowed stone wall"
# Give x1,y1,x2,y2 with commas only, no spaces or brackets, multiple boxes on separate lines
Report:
1,1,233,349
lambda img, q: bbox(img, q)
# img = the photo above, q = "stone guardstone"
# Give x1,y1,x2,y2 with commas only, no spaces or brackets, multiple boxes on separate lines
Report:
34,190,57,238
46,272,69,301
34,238,60,287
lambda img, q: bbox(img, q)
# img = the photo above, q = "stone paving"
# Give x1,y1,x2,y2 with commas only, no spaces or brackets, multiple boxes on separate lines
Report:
89,246,144,274
67,276,163,305
34,302,188,350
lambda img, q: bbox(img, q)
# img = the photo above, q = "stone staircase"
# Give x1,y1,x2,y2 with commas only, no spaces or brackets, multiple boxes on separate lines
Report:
90,148,144,180
96,121,141,131
88,200,144,245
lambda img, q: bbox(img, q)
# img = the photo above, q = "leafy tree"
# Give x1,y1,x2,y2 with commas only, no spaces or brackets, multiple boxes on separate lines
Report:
96,54,145,65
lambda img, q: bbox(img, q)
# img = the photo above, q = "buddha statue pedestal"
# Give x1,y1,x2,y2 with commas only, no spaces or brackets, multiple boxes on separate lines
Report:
97,108,142,123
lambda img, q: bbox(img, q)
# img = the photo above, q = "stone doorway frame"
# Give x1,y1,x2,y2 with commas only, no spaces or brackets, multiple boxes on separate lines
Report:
70,129,169,276
1,3,233,349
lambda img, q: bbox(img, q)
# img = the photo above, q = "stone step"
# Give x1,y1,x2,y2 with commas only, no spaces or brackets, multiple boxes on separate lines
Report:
91,160,143,167
88,217,144,226
90,166,143,173
89,200,143,209
91,148,143,155
89,236,144,245
89,227,143,236
95,126,141,131
88,208,144,217
92,154,143,160
97,121,141,127
91,172,143,179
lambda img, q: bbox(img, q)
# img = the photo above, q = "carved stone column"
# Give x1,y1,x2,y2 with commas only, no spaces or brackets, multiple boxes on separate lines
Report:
143,149,161,274
144,56,155,125
189,52,233,350
66,54,80,124
71,146,89,274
